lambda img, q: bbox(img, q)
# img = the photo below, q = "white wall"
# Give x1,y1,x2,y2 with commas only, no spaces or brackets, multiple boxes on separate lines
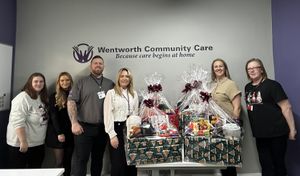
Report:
15,0,274,173
0,43,13,111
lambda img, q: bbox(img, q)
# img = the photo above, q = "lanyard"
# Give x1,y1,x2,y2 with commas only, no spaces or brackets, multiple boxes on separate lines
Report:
122,90,131,117
90,74,103,90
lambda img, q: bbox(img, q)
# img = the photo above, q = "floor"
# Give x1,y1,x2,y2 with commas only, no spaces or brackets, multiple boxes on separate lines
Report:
137,171,261,176
100,171,261,176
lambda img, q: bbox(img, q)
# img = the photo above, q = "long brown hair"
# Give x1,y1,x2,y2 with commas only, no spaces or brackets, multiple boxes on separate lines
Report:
55,72,73,109
211,58,231,80
22,72,48,106
114,68,135,97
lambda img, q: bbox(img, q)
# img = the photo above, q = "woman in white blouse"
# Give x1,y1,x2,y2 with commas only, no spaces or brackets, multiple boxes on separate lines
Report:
104,67,139,176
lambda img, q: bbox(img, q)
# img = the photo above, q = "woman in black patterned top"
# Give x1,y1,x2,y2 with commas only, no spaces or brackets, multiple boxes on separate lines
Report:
245,58,296,176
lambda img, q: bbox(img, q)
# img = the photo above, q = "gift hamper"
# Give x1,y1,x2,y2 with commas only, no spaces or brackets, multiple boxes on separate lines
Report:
125,73,181,165
177,65,242,166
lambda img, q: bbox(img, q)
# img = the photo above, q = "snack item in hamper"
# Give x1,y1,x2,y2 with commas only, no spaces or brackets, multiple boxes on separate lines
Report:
126,115,142,138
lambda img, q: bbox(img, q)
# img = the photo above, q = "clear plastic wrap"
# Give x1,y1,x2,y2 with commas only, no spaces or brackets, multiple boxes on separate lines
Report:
144,72,175,114
139,88,178,137
177,65,242,166
177,64,241,139
125,73,182,165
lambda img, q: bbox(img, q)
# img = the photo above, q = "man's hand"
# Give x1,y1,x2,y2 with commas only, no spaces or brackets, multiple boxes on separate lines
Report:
72,122,84,135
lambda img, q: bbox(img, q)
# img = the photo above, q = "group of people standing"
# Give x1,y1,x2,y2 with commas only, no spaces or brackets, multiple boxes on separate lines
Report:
5,55,297,176
6,55,137,176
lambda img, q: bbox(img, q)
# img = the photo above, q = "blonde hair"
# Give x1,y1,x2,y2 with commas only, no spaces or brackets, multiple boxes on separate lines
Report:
55,72,73,109
114,68,135,97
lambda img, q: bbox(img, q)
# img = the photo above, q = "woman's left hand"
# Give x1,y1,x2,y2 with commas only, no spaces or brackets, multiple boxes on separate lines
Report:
110,136,119,149
19,141,28,153
58,134,65,142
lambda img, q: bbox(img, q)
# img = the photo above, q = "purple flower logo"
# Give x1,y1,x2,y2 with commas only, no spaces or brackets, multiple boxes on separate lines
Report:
72,43,94,63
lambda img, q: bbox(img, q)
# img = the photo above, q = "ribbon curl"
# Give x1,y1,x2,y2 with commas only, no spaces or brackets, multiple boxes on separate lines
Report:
200,91,211,102
148,84,162,93
182,81,201,93
143,99,154,108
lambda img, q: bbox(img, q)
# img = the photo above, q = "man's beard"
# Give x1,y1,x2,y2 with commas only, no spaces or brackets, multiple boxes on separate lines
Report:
92,69,102,76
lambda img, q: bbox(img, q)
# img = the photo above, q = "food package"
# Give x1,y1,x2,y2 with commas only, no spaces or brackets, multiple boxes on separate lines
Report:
126,115,142,138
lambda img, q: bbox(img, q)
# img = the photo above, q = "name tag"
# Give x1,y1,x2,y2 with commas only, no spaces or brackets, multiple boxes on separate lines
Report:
97,91,105,99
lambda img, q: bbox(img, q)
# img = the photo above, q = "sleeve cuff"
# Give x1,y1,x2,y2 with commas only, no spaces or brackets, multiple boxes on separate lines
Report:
108,131,117,139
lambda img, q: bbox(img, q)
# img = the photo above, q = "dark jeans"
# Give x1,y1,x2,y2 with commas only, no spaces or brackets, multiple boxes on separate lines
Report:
71,123,108,176
7,144,45,168
256,135,288,176
109,121,137,176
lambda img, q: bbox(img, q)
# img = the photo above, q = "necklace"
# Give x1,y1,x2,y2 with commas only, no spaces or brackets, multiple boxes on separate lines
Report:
122,89,131,117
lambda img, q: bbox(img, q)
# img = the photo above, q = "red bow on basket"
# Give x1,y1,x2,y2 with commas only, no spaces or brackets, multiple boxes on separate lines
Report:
143,99,154,108
182,80,201,93
200,91,210,102
148,84,162,93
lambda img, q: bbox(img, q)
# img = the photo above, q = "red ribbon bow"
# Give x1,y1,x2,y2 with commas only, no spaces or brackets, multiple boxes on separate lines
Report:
200,91,210,102
148,84,162,93
143,99,154,108
182,81,201,93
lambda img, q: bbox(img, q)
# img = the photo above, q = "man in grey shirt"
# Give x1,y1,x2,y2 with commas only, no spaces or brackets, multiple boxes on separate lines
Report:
68,55,114,176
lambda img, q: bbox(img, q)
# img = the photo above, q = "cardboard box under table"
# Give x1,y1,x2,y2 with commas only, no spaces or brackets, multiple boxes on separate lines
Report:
126,136,182,165
184,136,242,166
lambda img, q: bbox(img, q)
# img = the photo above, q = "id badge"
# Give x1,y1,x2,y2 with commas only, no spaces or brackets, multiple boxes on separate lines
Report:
97,91,105,99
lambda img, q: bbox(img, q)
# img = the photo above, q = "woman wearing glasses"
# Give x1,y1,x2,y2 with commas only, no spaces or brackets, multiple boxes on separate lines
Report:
245,58,297,176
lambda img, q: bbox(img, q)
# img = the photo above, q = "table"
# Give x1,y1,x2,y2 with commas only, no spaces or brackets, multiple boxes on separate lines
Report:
0,168,64,176
137,162,226,176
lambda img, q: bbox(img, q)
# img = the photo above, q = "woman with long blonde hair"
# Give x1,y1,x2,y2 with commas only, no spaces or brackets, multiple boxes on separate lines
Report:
46,72,73,176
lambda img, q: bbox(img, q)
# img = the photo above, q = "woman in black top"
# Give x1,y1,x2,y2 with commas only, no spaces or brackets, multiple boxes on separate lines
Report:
245,58,296,176
46,72,73,176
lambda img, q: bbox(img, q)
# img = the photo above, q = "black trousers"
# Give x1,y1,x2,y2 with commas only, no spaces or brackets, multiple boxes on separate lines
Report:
7,144,45,168
256,135,288,176
109,121,136,176
63,146,74,176
221,166,237,176
71,123,108,176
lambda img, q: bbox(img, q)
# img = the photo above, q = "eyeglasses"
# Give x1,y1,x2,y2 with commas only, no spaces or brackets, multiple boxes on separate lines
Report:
247,66,261,71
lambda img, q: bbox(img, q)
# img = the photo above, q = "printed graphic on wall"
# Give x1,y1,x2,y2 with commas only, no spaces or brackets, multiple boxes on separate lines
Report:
72,43,94,63
72,43,214,63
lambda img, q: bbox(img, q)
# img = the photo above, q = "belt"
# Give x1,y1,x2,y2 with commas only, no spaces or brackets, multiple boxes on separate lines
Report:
114,121,126,126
